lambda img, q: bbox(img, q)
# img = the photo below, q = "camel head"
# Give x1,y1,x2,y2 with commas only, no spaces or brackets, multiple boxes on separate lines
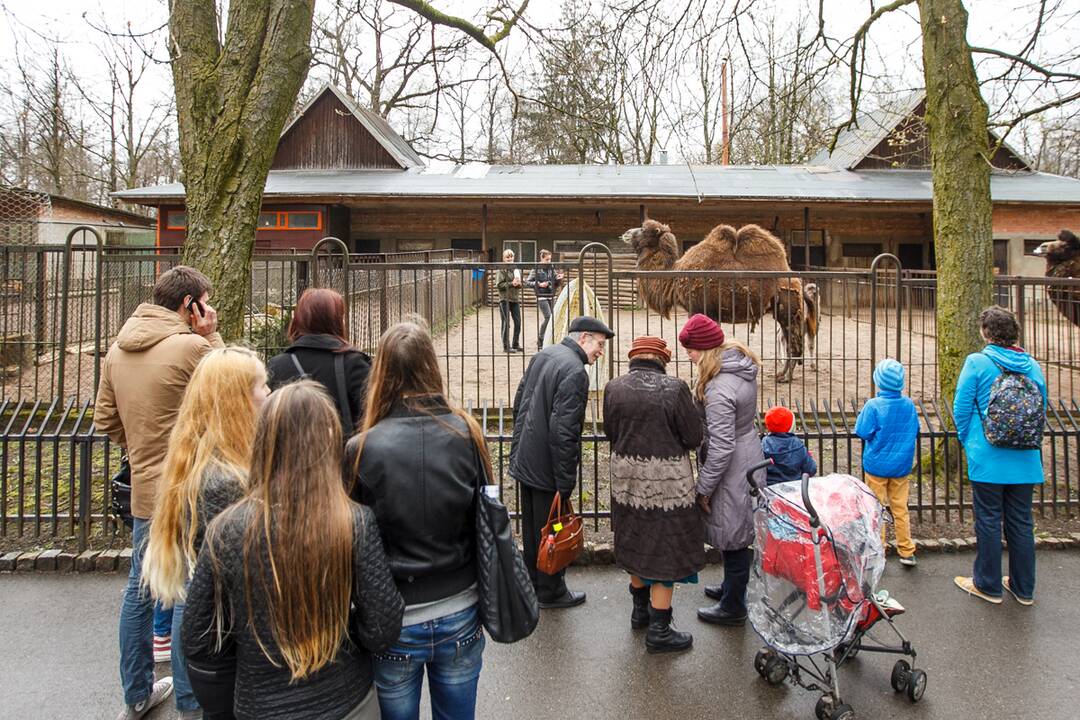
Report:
620,219,676,256
1033,229,1080,265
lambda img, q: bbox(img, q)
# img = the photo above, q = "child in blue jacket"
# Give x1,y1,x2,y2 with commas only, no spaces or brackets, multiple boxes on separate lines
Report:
856,359,920,566
761,406,817,486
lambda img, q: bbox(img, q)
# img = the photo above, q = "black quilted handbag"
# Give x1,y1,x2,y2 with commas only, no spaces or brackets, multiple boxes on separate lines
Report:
473,447,539,644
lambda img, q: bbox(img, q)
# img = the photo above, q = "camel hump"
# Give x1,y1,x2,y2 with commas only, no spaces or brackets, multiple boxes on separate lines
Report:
716,224,737,245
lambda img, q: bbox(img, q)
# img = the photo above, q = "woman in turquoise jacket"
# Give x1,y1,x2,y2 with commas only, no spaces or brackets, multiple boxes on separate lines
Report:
952,306,1046,606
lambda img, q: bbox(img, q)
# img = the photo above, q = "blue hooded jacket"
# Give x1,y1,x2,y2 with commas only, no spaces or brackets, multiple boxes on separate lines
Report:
953,344,1046,485
855,359,919,478
761,433,817,486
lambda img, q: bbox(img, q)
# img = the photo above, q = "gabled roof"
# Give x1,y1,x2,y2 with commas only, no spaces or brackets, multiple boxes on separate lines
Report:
811,90,1031,172
278,83,424,169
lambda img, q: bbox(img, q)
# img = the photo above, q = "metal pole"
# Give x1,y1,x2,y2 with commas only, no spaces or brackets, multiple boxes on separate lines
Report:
869,252,903,394
59,226,104,402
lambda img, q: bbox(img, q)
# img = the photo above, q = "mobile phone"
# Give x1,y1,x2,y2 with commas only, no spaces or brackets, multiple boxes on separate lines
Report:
187,297,205,316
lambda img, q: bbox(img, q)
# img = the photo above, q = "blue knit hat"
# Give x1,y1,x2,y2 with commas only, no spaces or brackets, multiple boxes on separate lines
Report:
873,358,905,393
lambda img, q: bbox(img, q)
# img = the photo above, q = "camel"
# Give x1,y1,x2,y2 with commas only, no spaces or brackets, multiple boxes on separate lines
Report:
1033,229,1080,328
620,219,819,382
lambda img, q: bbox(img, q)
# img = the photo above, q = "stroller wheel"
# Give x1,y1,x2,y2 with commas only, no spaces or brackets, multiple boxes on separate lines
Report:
764,655,789,686
890,659,911,692
754,648,773,677
906,669,927,702
814,695,834,720
829,703,854,720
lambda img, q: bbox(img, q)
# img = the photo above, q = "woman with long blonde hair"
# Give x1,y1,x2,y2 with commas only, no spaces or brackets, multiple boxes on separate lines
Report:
143,346,268,718
346,320,490,720
181,381,403,720
678,314,765,628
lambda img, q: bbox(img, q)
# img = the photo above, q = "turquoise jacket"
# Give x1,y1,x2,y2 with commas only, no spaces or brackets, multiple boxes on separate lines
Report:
953,344,1047,485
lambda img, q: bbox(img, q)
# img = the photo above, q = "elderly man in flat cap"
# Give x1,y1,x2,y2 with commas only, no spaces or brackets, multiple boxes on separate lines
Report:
509,315,614,609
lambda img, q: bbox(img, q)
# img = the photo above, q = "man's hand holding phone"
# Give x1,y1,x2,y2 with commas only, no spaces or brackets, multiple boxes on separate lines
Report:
186,296,218,337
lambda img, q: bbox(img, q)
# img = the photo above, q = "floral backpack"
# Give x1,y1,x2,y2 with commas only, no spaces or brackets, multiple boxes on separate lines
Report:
978,353,1044,449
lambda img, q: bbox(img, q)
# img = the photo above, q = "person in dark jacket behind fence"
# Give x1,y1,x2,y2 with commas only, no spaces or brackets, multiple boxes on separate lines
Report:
509,315,614,609
267,288,371,436
761,406,816,486
855,358,920,567
525,249,564,350
181,382,403,720
678,314,765,628
604,336,704,654
346,320,492,720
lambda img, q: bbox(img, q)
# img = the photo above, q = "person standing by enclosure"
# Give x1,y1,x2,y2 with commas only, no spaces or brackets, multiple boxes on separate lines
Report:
678,314,765,628
604,336,703,653
347,320,490,719
855,359,920,567
267,288,371,436
496,249,523,352
526,249,564,350
95,266,223,720
181,382,404,720
953,306,1046,606
510,316,614,609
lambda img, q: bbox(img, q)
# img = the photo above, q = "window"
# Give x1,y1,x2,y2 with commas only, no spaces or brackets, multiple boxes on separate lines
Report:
503,240,536,263
166,210,188,229
841,242,883,258
255,210,323,231
1024,239,1047,256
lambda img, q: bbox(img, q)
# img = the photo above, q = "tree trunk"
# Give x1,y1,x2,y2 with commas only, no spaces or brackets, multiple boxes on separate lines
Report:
919,0,993,405
169,0,316,341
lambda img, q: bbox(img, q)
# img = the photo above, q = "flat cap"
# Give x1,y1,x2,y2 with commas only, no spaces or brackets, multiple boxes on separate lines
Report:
569,315,615,338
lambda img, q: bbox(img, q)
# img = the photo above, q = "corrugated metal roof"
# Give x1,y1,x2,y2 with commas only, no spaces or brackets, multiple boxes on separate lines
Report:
810,91,925,170
114,164,1080,205
280,83,424,169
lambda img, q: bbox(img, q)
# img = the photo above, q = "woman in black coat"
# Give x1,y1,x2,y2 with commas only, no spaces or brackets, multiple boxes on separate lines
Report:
267,288,370,436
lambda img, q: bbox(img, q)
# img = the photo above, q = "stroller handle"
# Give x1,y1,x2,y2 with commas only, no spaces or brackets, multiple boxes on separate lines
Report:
801,473,820,528
745,459,773,497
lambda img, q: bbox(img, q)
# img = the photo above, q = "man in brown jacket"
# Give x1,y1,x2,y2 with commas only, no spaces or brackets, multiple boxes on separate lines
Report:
96,265,222,720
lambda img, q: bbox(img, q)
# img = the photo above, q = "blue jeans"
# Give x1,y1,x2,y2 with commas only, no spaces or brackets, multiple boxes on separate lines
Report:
373,605,485,720
154,601,173,638
171,592,199,711
971,482,1036,600
119,518,155,706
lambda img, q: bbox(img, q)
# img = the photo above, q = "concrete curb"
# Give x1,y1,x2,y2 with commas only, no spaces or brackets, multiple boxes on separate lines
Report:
2,534,1079,574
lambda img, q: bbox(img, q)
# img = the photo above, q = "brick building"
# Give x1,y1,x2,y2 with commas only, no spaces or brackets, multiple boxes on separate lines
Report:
115,85,1080,274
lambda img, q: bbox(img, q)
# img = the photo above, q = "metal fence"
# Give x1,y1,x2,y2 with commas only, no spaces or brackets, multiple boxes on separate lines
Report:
1,230,1078,547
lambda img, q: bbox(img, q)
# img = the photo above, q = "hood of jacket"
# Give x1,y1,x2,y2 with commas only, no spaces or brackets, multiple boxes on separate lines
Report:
719,348,759,382
982,344,1037,374
116,303,192,353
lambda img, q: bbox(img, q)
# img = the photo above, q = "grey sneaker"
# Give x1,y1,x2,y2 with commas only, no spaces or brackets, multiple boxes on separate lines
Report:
116,677,174,720
177,711,203,720
898,555,918,567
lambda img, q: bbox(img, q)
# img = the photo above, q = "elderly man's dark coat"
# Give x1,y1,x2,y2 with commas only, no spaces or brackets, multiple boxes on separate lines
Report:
603,359,705,580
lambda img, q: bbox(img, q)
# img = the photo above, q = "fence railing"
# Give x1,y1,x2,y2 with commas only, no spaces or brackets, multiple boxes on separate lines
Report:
1,231,1078,547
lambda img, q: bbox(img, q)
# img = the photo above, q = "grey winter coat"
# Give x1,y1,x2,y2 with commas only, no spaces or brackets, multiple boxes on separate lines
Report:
696,349,765,550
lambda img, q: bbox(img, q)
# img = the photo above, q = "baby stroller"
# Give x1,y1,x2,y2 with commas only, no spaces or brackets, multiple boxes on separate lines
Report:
744,460,926,720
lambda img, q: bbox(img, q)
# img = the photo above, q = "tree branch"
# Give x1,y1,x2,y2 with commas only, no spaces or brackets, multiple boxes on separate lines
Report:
385,0,528,53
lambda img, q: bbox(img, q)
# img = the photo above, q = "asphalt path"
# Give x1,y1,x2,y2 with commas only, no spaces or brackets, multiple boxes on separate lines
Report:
2,551,1078,719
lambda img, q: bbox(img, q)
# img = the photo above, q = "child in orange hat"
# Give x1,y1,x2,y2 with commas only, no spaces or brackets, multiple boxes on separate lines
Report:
761,405,817,486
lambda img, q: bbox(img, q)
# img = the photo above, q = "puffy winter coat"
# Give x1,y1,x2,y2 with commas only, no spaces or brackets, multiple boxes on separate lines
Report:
267,334,371,436
761,433,817,486
94,303,224,518
697,349,765,550
181,503,403,720
855,391,919,479
509,338,590,494
953,344,1047,485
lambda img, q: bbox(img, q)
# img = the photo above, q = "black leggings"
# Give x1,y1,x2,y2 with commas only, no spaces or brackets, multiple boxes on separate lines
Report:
500,301,521,349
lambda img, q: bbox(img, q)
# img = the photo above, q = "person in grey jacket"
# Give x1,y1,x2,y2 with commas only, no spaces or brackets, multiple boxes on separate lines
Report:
678,314,765,627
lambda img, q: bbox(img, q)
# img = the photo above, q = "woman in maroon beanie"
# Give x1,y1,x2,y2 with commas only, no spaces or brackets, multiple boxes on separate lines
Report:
604,336,703,653
678,313,765,627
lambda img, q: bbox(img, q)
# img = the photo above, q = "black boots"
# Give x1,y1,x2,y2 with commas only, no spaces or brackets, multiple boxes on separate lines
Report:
645,605,693,654
629,583,650,630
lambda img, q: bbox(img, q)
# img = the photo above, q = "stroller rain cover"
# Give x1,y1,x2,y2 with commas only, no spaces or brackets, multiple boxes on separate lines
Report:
747,473,886,656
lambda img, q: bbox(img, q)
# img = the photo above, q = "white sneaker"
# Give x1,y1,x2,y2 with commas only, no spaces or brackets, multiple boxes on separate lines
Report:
898,555,918,567
153,634,171,663
116,677,173,720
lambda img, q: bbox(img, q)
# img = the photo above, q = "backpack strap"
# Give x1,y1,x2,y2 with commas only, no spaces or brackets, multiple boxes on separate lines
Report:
289,353,306,377
334,353,354,434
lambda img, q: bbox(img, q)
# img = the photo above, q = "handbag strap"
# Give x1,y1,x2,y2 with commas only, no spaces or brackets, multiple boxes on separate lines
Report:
334,353,354,434
547,491,564,524
289,353,306,377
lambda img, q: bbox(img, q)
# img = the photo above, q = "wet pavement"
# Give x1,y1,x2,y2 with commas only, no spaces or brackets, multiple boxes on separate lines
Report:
2,551,1078,719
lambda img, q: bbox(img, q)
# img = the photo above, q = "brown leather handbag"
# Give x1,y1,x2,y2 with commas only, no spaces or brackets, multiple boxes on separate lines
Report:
537,493,584,575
